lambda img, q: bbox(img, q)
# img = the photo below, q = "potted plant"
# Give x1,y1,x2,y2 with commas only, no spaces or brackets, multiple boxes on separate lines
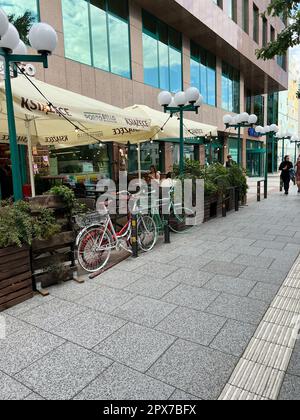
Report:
0,200,59,311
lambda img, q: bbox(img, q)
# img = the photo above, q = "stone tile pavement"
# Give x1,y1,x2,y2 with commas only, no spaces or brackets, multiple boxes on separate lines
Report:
1,185,300,400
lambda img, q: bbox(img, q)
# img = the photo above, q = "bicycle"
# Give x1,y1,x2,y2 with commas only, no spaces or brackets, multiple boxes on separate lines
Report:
149,187,197,235
75,191,157,273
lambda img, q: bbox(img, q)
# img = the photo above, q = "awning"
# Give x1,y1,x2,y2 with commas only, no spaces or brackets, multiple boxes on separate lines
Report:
0,75,157,147
124,104,218,140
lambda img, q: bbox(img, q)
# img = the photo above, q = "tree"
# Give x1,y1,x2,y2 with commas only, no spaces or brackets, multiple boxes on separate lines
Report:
8,11,35,44
256,1,300,60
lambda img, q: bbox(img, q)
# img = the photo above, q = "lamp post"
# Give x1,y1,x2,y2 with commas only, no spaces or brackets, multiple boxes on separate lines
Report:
290,135,300,164
158,87,203,176
0,8,57,200
223,113,258,167
254,124,279,199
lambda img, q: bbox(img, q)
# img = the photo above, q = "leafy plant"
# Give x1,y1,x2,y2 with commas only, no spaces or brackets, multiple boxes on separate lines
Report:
173,159,248,198
256,1,300,61
46,185,86,216
0,201,60,248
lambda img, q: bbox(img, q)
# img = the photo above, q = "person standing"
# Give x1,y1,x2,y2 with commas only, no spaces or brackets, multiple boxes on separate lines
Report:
225,155,235,168
295,155,300,193
279,155,293,195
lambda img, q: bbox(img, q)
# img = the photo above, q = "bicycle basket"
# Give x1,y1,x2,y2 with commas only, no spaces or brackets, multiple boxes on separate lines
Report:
75,212,107,228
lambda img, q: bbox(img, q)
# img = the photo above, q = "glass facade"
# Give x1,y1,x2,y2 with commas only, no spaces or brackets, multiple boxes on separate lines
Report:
49,144,110,183
228,138,241,165
246,140,265,177
142,10,182,93
222,62,240,113
61,0,131,78
128,143,161,173
254,95,265,126
190,42,216,107
0,0,39,20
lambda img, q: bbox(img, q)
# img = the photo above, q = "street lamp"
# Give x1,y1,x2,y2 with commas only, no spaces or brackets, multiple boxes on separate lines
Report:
275,131,294,162
158,87,203,176
0,8,57,200
290,135,300,164
223,113,258,166
255,124,279,198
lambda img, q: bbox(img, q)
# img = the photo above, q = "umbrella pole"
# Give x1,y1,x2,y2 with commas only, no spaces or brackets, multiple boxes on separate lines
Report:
25,119,36,198
137,143,142,186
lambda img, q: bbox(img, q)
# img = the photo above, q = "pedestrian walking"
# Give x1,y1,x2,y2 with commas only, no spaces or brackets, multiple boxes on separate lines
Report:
295,155,300,193
279,155,293,195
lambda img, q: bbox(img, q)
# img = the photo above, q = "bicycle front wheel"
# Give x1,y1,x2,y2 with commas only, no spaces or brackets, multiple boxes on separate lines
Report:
169,207,196,233
77,226,112,273
137,215,158,252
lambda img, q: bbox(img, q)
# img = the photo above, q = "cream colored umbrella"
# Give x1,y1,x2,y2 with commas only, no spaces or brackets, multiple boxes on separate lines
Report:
124,104,218,139
0,76,158,196
0,75,157,147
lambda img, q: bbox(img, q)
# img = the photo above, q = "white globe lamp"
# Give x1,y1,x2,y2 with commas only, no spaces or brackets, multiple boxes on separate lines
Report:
0,8,9,38
185,87,200,104
0,23,19,52
248,114,258,125
194,94,203,108
158,91,172,107
29,22,58,54
174,91,187,107
255,126,264,134
223,115,232,125
13,40,28,56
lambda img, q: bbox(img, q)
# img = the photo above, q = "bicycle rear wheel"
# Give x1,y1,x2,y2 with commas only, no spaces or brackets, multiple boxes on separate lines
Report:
169,207,196,233
77,226,112,273
137,215,157,252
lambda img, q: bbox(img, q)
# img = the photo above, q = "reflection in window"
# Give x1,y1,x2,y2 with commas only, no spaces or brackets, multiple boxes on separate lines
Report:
0,0,38,20
62,0,91,65
222,62,240,113
49,144,110,182
128,143,160,173
61,0,131,79
190,42,216,107
142,10,182,93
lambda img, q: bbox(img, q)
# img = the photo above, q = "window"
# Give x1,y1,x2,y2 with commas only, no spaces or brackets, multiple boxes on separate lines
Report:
0,0,39,21
61,0,131,79
222,62,240,113
277,55,287,70
270,26,275,42
246,89,252,115
243,0,249,34
253,4,259,44
212,0,223,9
262,17,268,47
190,41,216,107
254,95,265,125
228,0,237,23
50,144,110,180
142,11,182,93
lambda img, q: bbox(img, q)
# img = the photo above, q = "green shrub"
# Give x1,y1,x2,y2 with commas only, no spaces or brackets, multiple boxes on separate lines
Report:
0,200,60,249
46,185,86,215
173,159,248,198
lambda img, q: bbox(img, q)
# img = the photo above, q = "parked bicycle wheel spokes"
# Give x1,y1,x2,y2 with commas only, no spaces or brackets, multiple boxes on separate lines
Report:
77,227,111,273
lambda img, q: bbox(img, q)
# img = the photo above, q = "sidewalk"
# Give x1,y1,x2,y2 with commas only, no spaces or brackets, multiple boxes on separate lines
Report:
1,186,300,400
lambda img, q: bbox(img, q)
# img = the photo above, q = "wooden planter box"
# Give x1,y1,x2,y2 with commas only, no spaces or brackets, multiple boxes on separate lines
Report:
204,194,222,222
32,231,76,288
0,246,33,312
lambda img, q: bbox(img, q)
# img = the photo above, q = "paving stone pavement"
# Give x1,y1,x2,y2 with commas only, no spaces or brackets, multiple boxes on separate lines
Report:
1,187,300,400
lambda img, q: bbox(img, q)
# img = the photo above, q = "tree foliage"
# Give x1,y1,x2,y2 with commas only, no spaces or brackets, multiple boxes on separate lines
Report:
256,0,300,60
8,11,35,44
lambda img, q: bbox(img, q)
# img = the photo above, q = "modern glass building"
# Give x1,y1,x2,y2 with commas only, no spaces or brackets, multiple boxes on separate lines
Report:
0,0,288,189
